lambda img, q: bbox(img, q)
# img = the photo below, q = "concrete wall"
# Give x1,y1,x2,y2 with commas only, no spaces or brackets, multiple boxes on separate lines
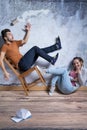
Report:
0,0,87,85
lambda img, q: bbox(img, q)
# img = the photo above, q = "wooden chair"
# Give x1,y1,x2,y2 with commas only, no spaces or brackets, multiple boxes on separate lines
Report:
4,57,47,96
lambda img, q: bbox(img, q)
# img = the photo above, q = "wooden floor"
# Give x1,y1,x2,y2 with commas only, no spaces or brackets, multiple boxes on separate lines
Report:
0,90,87,130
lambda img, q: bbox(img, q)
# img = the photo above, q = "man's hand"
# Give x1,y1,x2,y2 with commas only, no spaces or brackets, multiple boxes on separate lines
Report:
4,71,10,80
22,23,31,45
25,23,31,31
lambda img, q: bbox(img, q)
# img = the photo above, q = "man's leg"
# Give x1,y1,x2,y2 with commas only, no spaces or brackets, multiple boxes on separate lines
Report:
41,36,62,53
18,47,38,71
18,46,58,71
32,46,59,66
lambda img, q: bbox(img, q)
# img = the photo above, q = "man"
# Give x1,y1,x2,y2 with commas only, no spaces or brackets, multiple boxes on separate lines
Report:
0,23,62,80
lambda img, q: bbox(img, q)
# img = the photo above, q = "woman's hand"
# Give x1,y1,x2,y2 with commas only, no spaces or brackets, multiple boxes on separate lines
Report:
71,77,78,82
76,68,81,74
73,77,78,82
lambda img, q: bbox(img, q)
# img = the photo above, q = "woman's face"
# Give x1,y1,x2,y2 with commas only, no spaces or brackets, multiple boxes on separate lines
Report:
73,59,83,70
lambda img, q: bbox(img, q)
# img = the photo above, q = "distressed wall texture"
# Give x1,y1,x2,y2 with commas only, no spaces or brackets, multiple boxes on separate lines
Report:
0,0,87,25
0,0,87,85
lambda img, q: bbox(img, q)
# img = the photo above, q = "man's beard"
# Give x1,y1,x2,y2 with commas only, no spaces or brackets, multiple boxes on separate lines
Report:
8,37,14,42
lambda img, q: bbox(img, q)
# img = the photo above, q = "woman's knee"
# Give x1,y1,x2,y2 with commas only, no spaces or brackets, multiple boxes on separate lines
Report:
62,68,67,74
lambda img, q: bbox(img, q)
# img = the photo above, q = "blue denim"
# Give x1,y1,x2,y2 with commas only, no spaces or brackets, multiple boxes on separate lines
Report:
18,44,58,71
46,68,79,94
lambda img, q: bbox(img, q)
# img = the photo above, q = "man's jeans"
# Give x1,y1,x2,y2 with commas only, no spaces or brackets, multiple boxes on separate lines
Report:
18,44,58,71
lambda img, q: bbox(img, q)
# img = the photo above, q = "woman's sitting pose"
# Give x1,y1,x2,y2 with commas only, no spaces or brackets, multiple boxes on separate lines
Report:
45,57,87,95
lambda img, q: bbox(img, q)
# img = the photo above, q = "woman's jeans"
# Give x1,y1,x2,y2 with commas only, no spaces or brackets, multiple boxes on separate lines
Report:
47,68,79,94
18,44,58,71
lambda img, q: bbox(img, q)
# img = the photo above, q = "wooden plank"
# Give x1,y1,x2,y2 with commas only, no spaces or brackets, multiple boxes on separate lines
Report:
0,91,87,129
0,85,87,91
0,86,48,91
0,85,48,91
0,113,87,129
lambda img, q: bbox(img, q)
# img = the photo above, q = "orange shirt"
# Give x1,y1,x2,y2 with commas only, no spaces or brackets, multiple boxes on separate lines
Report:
1,40,23,68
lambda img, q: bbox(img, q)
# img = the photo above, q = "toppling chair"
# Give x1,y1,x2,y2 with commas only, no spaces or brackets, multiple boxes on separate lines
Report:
4,57,47,96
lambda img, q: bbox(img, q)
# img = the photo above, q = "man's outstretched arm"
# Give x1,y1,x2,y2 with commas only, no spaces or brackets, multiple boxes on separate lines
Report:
21,23,31,45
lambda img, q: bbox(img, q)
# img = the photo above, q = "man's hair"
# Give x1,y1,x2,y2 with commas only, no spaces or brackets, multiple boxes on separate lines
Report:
1,29,11,40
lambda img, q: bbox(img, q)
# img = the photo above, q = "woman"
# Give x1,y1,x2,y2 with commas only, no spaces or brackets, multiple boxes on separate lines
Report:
45,57,87,95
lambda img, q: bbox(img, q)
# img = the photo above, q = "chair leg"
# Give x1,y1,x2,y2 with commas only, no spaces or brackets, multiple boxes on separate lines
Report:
22,77,29,91
35,67,47,87
19,77,29,96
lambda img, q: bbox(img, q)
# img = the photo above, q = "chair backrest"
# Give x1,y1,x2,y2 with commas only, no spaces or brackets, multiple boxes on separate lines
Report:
4,57,40,78
4,57,20,77
4,57,46,96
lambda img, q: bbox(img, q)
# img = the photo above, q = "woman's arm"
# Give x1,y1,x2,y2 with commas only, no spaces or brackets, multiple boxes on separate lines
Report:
78,68,87,86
